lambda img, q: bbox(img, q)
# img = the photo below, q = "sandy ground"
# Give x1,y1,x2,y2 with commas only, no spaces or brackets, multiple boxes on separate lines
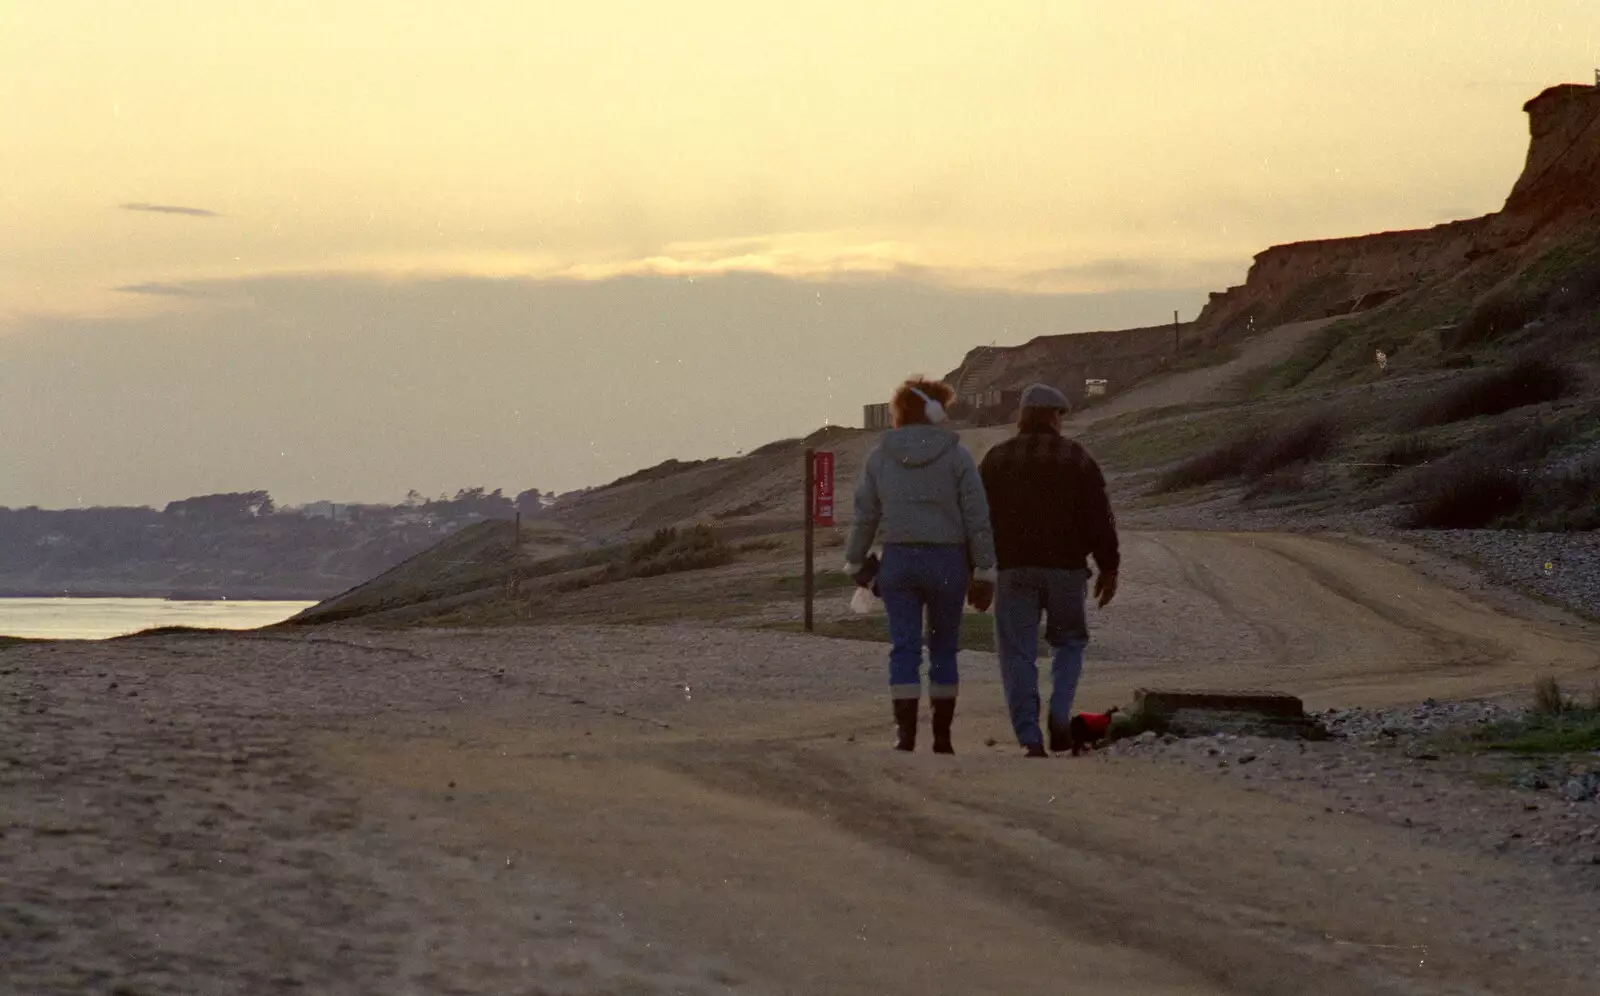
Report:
955,316,1341,460
4,530,1600,995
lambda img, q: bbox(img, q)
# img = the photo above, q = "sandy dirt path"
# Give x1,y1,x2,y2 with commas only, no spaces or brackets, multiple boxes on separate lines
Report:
957,317,1341,457
1064,317,1340,429
4,530,1598,994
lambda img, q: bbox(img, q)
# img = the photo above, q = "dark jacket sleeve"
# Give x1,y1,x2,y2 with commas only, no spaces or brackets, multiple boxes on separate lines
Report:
1079,454,1120,573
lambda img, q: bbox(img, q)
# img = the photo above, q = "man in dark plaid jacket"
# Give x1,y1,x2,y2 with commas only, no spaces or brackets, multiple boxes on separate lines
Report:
978,383,1120,757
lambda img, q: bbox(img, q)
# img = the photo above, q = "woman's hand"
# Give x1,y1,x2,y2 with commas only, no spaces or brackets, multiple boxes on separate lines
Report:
967,577,995,612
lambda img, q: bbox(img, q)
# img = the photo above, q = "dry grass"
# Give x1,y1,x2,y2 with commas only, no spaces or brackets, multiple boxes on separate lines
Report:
1394,420,1595,530
1399,466,1528,530
1240,416,1342,480
1533,676,1569,715
1154,434,1263,492
1408,358,1575,429
1154,413,1343,493
560,525,734,592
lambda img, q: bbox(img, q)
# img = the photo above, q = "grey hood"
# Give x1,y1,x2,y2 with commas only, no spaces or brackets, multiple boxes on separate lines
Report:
880,425,960,468
844,424,997,572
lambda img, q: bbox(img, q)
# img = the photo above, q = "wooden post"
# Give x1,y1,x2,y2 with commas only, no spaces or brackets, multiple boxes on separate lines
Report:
1173,309,1180,359
509,510,521,597
803,448,815,632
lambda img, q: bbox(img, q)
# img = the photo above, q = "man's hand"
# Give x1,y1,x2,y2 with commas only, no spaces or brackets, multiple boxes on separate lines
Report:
967,578,995,613
1092,570,1119,608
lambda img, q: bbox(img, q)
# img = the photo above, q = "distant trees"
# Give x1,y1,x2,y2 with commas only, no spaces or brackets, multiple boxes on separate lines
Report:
515,488,547,517
0,481,554,595
441,487,513,520
163,490,275,521
395,486,517,521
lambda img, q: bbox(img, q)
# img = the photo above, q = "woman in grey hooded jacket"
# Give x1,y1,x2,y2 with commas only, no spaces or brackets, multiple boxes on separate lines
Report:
845,378,997,753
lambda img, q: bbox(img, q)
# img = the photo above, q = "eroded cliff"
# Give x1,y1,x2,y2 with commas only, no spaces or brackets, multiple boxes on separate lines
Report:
946,82,1600,399
1194,82,1600,341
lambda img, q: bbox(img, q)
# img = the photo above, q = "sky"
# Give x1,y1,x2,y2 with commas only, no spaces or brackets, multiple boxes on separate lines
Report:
3,1,1598,508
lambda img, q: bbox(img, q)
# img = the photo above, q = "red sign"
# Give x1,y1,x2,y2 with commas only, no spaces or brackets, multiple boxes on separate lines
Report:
812,451,835,526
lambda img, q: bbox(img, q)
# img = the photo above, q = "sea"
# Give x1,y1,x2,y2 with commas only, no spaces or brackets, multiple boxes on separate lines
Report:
0,597,317,641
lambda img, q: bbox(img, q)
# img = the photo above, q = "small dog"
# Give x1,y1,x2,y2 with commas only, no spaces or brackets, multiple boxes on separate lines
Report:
1066,707,1120,756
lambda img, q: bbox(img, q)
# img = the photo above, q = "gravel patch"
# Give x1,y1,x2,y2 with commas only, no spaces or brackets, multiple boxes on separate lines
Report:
1102,697,1600,876
1403,529,1600,621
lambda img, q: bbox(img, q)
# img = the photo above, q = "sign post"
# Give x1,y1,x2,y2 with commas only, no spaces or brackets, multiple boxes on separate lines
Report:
803,449,815,632
803,450,835,632
813,450,835,527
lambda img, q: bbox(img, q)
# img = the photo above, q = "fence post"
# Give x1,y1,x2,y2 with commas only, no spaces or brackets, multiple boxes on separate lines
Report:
509,510,521,597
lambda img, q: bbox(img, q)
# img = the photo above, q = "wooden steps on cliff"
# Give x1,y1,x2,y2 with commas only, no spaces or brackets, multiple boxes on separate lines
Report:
954,346,1000,395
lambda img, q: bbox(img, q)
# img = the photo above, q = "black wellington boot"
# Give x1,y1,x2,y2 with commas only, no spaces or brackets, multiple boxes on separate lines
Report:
1048,714,1071,755
931,698,957,755
892,699,918,752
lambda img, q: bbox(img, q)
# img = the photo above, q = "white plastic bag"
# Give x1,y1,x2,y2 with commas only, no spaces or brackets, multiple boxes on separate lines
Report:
850,586,881,615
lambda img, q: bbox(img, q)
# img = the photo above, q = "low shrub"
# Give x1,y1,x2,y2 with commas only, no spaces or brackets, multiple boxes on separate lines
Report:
557,525,735,591
1519,457,1600,531
1155,434,1263,492
1409,357,1575,428
629,527,681,563
1400,465,1527,529
1465,696,1600,753
1155,414,1343,492
1392,419,1595,530
1534,676,1569,716
1443,291,1541,351
1482,421,1574,465
1377,434,1448,472
1241,416,1341,480
620,525,733,577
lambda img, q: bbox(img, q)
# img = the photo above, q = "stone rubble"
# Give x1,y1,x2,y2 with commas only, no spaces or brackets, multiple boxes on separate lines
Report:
1102,697,1600,875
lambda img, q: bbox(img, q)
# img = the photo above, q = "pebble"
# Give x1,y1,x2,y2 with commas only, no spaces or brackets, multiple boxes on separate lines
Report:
1101,696,1600,876
1406,529,1600,621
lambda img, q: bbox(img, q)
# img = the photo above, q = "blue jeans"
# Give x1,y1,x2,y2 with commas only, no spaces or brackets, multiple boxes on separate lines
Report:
879,544,969,701
994,567,1090,747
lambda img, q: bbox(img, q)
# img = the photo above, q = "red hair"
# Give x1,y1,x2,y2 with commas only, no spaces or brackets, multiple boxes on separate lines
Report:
890,378,955,428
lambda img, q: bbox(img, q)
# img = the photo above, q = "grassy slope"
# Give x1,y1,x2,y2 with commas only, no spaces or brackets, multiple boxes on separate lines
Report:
287,222,1600,629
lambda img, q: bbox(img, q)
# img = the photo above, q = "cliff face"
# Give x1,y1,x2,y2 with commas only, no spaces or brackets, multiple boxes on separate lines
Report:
943,83,1600,402
1505,84,1600,215
944,322,1184,404
1194,82,1600,340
